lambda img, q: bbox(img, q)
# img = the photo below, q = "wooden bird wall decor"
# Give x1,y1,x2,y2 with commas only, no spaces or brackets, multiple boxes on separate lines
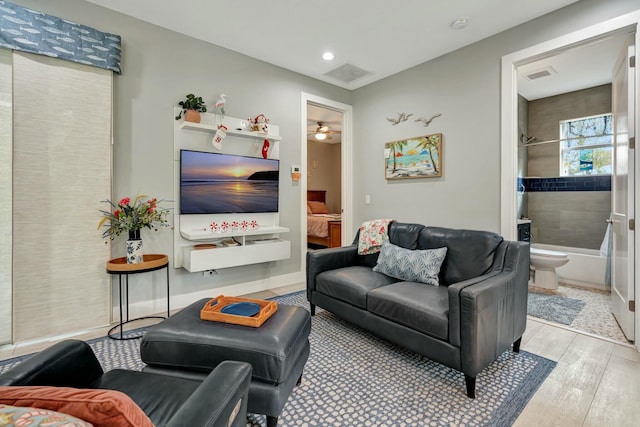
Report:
387,112,413,125
414,113,442,127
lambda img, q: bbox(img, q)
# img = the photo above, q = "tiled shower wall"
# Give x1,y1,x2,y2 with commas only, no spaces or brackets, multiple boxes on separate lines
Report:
521,85,611,250
524,177,611,249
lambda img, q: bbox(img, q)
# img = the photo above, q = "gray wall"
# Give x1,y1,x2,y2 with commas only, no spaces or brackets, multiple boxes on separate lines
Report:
351,0,638,233
527,84,612,177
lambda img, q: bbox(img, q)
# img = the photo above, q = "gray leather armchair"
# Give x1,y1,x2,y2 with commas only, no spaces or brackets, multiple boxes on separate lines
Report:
0,339,252,427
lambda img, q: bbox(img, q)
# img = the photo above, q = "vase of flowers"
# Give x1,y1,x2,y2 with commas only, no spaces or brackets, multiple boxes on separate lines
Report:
98,195,171,264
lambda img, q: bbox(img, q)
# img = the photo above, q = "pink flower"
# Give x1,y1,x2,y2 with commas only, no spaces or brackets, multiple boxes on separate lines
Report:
114,210,121,217
119,197,130,206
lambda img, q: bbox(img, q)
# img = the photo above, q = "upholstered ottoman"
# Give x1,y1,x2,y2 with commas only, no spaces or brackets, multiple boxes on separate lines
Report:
140,297,311,427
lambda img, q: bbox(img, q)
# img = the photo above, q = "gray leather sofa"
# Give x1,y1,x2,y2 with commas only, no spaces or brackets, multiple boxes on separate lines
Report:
306,222,529,398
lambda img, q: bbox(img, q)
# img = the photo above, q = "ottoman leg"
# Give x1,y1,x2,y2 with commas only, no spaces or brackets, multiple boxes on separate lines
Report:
267,415,278,427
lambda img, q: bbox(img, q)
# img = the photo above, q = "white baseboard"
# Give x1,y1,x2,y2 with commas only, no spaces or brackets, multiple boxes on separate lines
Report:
111,271,305,320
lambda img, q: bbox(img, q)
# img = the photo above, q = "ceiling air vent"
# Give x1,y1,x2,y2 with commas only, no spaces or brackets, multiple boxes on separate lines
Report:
324,63,371,84
524,66,557,81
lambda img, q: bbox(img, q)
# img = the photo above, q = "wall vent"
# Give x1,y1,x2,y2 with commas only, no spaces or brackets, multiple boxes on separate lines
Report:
524,66,557,81
324,63,371,83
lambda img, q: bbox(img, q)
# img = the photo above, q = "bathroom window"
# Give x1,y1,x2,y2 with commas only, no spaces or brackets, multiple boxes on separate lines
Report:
560,113,613,176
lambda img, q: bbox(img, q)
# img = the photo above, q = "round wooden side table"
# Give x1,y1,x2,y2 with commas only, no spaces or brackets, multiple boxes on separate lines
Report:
106,254,170,340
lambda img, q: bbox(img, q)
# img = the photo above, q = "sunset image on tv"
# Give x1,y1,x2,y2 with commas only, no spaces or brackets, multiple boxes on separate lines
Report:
180,150,279,214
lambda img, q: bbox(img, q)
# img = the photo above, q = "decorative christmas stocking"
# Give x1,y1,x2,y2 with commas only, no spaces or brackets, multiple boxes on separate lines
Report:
261,138,270,159
212,125,227,150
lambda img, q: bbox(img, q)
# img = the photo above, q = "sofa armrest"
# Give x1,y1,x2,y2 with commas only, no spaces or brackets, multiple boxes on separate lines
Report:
447,271,501,347
306,245,358,295
166,361,252,427
452,241,529,377
0,340,103,387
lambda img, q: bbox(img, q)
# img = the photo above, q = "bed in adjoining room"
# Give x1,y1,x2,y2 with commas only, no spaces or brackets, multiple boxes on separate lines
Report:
307,190,342,248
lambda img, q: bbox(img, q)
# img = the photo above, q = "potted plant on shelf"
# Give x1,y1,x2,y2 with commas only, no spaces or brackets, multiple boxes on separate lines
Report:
98,195,171,264
175,93,207,123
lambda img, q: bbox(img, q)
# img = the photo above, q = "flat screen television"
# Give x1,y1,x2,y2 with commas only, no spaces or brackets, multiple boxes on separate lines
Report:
180,149,279,214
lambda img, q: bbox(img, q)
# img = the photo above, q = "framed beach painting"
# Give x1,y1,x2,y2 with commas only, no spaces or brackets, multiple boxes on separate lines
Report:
384,133,442,180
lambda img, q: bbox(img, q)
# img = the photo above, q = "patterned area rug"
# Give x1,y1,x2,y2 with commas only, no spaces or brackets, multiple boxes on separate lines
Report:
0,291,555,426
527,284,629,343
527,291,586,325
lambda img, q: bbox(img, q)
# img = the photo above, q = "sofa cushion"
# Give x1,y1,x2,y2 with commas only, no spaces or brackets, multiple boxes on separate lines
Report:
316,266,398,309
90,370,201,426
357,222,424,268
372,242,447,286
0,404,92,426
418,227,503,285
0,386,153,427
367,282,449,340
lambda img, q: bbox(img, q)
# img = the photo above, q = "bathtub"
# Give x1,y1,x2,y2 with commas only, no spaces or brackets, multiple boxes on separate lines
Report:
531,243,608,291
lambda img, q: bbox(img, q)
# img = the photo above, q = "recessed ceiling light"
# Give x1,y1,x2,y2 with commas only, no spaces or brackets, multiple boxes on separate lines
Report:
451,17,468,30
322,52,335,61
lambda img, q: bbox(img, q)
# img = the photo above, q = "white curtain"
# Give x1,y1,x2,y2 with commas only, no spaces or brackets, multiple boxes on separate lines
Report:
0,49,11,345
12,52,112,342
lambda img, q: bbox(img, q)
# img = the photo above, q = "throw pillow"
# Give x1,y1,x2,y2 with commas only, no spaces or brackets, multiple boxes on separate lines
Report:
307,201,330,214
373,242,447,286
0,387,154,427
0,404,92,426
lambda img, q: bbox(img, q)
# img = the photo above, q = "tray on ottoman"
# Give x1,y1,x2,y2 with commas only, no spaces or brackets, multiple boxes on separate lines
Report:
200,295,278,327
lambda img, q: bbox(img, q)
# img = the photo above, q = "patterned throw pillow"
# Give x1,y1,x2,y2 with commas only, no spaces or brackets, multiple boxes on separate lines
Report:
373,242,447,286
0,404,92,426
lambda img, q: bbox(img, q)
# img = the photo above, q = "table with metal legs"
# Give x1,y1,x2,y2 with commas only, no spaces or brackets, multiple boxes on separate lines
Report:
106,254,170,340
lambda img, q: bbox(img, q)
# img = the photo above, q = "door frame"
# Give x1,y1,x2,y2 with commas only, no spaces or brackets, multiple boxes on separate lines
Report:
500,10,640,350
300,92,353,250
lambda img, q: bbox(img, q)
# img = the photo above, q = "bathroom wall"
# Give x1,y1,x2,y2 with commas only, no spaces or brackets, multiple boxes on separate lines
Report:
517,95,529,219
524,84,612,249
527,84,611,177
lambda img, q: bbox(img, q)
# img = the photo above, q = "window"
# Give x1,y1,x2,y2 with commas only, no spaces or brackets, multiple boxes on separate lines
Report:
560,113,612,176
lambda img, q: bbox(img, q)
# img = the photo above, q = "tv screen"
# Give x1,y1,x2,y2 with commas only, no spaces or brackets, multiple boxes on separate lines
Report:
180,150,279,214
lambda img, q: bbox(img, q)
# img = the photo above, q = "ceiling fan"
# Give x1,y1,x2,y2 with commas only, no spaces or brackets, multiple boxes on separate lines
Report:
308,121,341,141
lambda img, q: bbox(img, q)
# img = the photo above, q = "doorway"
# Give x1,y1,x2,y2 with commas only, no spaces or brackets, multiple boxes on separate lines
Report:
500,11,640,350
300,93,353,260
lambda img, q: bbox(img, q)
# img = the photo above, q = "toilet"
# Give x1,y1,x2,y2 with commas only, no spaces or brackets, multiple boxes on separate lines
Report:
530,247,570,290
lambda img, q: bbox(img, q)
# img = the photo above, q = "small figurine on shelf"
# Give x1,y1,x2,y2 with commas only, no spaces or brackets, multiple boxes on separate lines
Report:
210,221,219,233
248,114,269,133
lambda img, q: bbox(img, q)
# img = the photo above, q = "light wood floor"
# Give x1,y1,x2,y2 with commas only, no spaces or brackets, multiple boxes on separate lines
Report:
1,283,638,426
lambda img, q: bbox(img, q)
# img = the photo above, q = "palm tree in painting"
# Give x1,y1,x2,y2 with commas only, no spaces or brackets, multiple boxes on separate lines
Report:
388,140,408,172
415,134,440,174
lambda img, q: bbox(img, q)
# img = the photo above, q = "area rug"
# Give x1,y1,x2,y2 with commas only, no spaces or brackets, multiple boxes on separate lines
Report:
527,291,586,325
0,291,555,427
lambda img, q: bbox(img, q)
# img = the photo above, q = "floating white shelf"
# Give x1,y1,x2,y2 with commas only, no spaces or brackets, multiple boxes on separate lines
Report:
182,239,290,272
180,122,282,141
180,226,289,241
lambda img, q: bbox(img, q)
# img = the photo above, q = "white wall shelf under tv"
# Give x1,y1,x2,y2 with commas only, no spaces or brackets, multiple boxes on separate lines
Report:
181,231,290,272
180,122,282,141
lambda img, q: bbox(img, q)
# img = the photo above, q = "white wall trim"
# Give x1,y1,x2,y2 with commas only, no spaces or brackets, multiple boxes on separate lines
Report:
300,93,354,248
501,9,640,351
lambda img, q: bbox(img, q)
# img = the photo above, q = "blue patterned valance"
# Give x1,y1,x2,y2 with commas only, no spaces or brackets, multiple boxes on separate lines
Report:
0,1,121,73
